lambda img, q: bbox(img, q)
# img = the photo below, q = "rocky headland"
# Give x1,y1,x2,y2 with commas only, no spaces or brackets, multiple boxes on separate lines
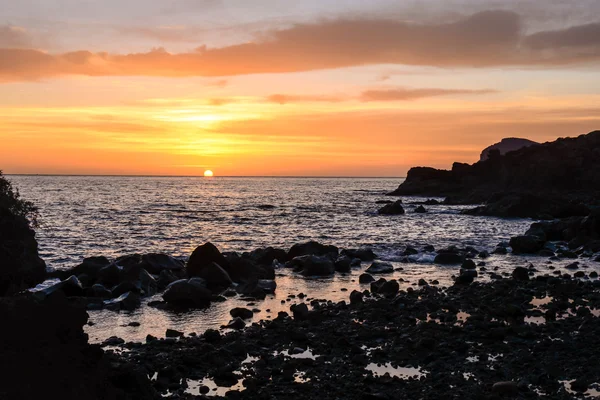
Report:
388,131,600,219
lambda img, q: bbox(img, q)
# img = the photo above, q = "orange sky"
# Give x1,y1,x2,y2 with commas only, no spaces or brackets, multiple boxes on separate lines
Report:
1,2,600,176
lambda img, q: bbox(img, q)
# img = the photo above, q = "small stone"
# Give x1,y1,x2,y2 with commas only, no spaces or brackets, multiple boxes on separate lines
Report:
165,329,184,338
203,329,221,342
359,273,375,283
350,290,364,305
492,381,518,396
512,266,530,281
230,307,254,319
102,336,124,347
226,317,246,330
290,303,310,320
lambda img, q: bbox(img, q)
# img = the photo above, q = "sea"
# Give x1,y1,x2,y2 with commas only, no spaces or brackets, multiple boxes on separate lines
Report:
10,175,584,343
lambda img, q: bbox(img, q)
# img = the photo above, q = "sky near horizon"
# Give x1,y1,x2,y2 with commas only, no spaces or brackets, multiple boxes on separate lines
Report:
1,0,600,176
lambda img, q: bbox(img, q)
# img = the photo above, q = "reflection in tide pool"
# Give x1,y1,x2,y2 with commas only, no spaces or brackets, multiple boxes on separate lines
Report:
366,363,427,379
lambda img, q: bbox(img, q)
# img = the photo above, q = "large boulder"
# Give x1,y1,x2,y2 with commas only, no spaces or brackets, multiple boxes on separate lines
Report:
287,255,335,276
224,253,275,283
287,241,339,260
33,275,84,300
162,278,212,308
341,248,376,261
138,253,184,275
187,242,231,277
195,262,232,289
510,235,545,254
434,252,464,265
378,200,405,215
247,247,288,265
103,291,141,311
0,207,46,296
365,261,394,274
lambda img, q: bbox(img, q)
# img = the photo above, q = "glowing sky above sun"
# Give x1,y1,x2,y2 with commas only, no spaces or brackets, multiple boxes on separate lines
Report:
1,0,600,176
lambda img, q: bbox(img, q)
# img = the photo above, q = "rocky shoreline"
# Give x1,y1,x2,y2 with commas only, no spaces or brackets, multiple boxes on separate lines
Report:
26,235,600,399
107,273,600,399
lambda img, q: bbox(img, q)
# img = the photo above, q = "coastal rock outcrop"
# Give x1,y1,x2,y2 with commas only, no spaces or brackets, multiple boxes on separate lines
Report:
0,294,156,399
0,207,46,296
389,131,600,218
377,200,405,215
479,137,538,161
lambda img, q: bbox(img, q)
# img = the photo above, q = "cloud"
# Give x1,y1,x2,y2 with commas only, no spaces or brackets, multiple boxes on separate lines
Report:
359,88,497,101
0,25,33,48
266,94,345,104
524,22,600,49
1,11,600,82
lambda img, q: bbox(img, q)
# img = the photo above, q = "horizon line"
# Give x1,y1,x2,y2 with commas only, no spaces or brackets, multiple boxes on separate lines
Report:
6,173,406,179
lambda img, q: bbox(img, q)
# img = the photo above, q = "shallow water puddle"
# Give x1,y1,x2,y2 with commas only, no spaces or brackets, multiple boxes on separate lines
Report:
277,347,319,359
530,296,553,308
186,377,245,397
525,315,546,325
294,371,311,383
456,311,470,323
366,363,427,379
560,380,600,398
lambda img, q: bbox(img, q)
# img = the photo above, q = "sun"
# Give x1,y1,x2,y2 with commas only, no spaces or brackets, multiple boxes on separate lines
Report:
203,169,214,177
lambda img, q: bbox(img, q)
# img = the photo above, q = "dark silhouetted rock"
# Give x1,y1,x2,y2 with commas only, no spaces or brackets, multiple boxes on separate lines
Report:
103,291,141,311
349,290,364,305
165,328,184,338
287,241,339,260
290,303,309,320
230,307,253,319
512,266,530,281
510,235,545,254
492,381,519,396
162,278,212,308
378,200,405,215
380,280,399,297
33,275,83,300
0,207,46,296
366,261,394,274
415,205,427,213
434,252,463,265
334,255,352,272
388,131,600,218
0,294,157,399
226,317,246,330
359,273,375,283
138,253,184,275
341,248,376,261
187,242,230,277
461,259,476,270
195,262,232,288
287,255,335,276
480,138,538,161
